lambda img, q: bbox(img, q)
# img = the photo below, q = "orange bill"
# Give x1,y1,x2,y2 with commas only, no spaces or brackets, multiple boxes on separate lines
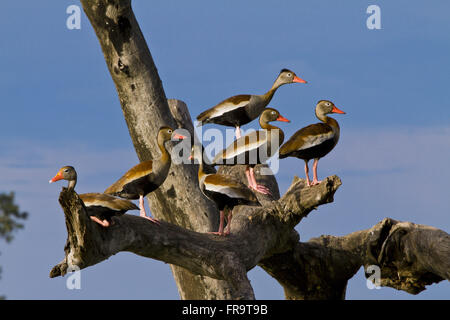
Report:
276,115,290,122
293,75,307,83
172,133,187,140
49,171,63,183
331,106,346,114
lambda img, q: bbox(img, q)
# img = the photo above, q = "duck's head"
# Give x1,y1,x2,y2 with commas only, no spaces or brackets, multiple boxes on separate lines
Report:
315,100,345,119
276,69,307,86
158,126,186,143
260,108,290,124
49,166,77,189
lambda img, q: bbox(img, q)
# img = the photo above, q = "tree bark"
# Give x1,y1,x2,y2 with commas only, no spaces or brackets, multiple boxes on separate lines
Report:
260,217,450,299
56,0,450,300
79,0,227,299
50,176,342,300
50,176,450,299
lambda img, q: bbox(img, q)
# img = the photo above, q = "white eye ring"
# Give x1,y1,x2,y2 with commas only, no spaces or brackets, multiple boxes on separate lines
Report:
287,73,292,77
325,102,331,106
168,130,172,133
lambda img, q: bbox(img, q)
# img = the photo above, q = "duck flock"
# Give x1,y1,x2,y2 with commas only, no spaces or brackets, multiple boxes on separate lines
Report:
50,69,345,236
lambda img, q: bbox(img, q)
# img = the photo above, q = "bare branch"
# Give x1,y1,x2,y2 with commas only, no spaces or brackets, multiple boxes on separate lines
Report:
50,176,342,299
79,0,226,298
260,218,450,299
72,0,449,300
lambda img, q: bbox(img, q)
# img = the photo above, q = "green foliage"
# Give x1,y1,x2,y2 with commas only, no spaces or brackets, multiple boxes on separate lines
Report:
0,192,27,299
0,192,28,243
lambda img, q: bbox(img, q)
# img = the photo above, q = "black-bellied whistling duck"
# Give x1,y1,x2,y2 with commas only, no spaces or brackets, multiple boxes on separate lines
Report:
49,166,138,227
104,127,186,223
189,145,260,236
212,108,289,194
279,100,345,186
197,69,306,138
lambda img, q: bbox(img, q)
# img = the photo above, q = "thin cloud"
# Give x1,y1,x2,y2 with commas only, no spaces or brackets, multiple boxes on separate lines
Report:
0,139,137,197
333,126,450,173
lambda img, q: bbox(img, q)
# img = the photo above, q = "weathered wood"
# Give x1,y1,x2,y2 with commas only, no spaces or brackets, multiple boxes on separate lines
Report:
260,218,450,299
79,0,236,299
61,0,450,300
51,178,449,299
50,176,342,299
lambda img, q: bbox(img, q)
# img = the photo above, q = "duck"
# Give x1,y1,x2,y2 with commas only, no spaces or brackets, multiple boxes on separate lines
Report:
104,126,186,223
189,145,260,236
212,108,289,194
49,166,138,227
279,100,345,186
196,69,306,138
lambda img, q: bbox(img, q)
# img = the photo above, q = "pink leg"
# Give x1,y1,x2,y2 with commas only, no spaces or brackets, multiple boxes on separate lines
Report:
311,158,321,185
224,210,233,235
90,216,110,228
245,167,253,188
304,160,312,187
139,195,160,225
208,210,225,236
235,126,241,139
249,167,271,195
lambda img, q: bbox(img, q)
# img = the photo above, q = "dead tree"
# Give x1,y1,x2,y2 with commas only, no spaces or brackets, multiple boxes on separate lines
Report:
50,0,450,299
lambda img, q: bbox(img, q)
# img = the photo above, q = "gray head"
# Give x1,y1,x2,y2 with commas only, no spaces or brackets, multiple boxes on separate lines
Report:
274,69,307,87
157,126,187,146
315,100,346,120
259,107,290,125
49,165,77,189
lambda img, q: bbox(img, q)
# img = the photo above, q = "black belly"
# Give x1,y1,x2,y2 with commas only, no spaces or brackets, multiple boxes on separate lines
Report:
116,175,161,199
86,206,125,222
203,189,255,211
209,108,253,127
283,139,336,161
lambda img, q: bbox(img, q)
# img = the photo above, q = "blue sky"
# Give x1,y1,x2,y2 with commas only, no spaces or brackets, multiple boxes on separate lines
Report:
0,1,449,299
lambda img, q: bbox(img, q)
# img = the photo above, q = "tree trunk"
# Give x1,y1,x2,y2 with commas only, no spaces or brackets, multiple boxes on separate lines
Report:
79,0,244,299
49,0,450,300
